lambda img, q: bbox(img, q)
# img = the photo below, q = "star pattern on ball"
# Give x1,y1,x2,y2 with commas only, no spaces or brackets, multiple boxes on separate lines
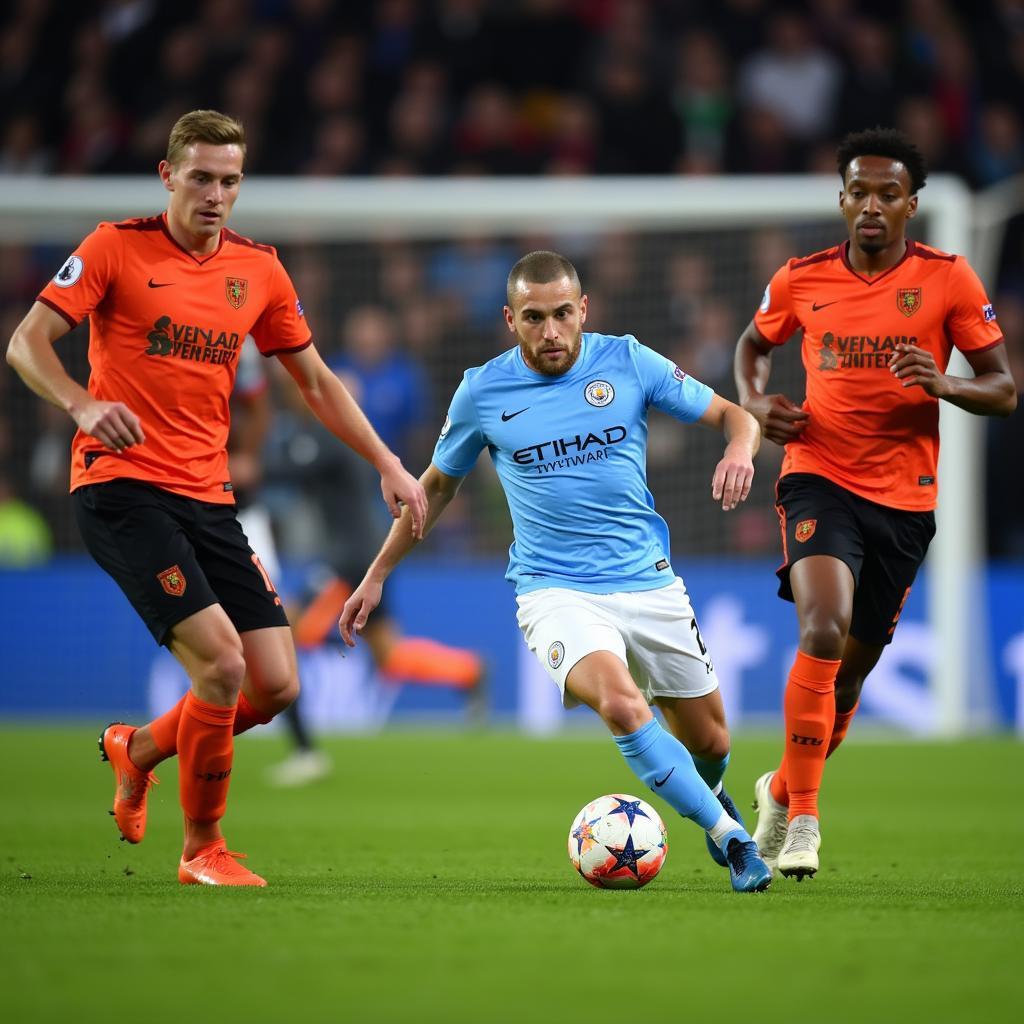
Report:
605,834,649,879
571,816,600,856
609,797,649,827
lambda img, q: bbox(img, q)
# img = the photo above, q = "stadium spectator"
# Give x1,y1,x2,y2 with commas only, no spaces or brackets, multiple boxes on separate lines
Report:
736,10,841,143
734,127,1016,880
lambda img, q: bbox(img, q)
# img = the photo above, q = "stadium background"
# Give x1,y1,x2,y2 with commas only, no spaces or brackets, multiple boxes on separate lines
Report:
1,0,1022,733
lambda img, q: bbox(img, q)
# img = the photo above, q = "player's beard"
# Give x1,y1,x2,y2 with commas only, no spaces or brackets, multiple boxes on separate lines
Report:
519,326,583,377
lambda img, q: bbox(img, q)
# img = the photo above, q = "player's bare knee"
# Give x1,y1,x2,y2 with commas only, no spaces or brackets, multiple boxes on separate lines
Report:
597,687,649,734
194,649,247,705
798,618,846,660
689,730,730,763
263,673,299,714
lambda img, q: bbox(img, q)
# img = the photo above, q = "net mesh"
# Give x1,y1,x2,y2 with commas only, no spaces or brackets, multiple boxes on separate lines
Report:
1,214,934,560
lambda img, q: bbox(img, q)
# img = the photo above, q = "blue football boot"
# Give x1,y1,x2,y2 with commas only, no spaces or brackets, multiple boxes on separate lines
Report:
723,835,773,893
705,785,745,867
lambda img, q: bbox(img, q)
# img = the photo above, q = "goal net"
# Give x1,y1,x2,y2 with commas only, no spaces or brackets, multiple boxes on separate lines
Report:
0,174,984,731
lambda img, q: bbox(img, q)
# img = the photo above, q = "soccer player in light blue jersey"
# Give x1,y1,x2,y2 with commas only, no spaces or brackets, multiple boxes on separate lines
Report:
339,251,772,893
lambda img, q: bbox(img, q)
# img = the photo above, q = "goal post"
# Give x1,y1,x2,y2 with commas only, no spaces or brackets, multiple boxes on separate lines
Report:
0,173,986,733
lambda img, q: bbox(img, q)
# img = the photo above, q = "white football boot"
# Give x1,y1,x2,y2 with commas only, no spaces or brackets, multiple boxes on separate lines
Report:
777,814,821,881
751,771,789,871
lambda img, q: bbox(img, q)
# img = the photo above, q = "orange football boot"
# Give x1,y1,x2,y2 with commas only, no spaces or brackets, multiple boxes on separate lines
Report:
98,722,158,844
178,841,267,887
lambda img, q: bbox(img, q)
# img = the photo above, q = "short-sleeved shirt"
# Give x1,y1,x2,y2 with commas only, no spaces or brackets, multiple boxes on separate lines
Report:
754,239,1004,511
432,332,713,594
38,214,311,504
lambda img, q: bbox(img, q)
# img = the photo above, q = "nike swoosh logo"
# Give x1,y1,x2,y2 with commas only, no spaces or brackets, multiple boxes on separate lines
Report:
501,407,529,421
653,768,675,788
811,300,839,311
148,279,173,288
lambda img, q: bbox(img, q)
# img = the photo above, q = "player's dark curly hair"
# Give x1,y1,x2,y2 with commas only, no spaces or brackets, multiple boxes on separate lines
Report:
836,128,928,194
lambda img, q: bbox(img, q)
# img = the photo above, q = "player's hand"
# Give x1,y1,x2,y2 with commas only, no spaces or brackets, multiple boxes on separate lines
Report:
338,579,383,647
74,399,145,451
889,343,950,397
743,393,808,445
379,461,428,539
711,450,754,510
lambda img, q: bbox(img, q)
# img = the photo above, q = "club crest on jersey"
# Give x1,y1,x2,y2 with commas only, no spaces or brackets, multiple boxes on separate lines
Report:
795,519,817,543
157,565,187,597
547,641,565,669
584,380,614,407
226,277,248,309
54,255,84,288
897,288,922,317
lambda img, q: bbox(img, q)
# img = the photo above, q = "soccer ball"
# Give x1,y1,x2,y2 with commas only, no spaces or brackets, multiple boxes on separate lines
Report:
568,793,668,889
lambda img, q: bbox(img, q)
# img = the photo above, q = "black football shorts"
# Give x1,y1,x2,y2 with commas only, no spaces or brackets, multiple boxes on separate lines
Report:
73,479,289,645
774,473,936,646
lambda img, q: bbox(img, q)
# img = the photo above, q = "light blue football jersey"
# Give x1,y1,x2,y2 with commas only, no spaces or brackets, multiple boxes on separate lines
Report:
432,332,714,595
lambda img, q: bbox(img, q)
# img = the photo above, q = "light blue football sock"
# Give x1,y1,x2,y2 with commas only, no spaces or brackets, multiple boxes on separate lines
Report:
613,718,722,832
692,752,729,794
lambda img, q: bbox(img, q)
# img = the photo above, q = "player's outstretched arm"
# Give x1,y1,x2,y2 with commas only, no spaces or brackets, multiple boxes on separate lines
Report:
733,319,808,445
698,394,759,510
889,342,1017,417
6,301,145,450
277,344,428,536
338,464,463,647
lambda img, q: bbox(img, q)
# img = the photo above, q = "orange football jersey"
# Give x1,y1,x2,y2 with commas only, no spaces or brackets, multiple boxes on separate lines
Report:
38,214,311,504
753,240,1004,511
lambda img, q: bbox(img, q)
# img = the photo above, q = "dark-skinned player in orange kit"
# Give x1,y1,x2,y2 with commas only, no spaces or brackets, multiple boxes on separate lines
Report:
5,110,427,886
733,128,1016,880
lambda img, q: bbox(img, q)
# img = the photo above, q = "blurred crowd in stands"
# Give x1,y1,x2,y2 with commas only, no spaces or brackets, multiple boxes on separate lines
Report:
0,0,1022,561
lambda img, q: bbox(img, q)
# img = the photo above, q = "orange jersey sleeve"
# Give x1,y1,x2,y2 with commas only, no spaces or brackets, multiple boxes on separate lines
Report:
750,241,1005,511
38,215,312,504
753,261,801,345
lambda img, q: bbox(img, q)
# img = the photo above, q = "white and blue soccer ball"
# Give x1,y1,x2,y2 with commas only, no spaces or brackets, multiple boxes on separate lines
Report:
568,794,668,889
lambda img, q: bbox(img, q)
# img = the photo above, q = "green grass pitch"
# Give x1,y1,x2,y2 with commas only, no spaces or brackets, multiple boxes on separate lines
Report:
1,726,1021,1023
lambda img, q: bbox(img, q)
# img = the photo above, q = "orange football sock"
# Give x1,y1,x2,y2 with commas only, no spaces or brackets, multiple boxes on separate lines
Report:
177,693,236,825
827,701,860,757
234,691,274,732
780,650,840,820
381,637,482,689
147,690,275,759
150,695,186,756
770,698,861,805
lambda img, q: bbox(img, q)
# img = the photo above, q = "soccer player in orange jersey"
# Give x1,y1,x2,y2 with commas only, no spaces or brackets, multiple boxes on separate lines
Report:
5,110,427,886
734,128,1017,880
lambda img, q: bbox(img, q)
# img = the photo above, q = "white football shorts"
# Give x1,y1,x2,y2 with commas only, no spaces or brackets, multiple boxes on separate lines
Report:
515,578,718,709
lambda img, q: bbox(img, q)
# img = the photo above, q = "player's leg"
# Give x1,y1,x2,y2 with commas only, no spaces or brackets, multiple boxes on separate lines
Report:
656,692,746,867
517,586,769,892
74,481,230,844
626,578,746,867
758,475,864,879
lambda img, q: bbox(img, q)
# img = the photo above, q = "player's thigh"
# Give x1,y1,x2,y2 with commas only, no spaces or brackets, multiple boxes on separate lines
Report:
167,602,246,685
775,473,865,607
191,502,290,636
240,625,299,703
72,480,221,645
516,588,629,709
851,504,935,646
655,689,729,756
623,580,719,702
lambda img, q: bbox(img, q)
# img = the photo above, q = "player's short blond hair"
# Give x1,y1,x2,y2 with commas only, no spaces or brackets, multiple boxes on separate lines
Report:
166,110,246,165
